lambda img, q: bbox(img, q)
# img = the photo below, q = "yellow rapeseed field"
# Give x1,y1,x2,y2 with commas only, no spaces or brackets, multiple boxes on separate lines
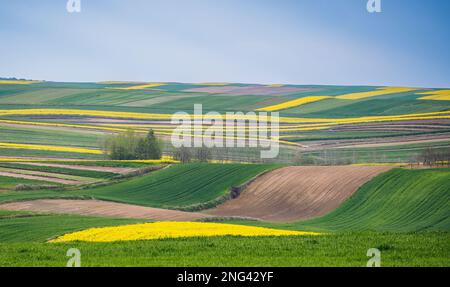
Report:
97,81,147,85
417,90,450,101
1,108,449,125
0,142,103,155
257,96,331,112
0,80,40,85
0,119,125,132
50,222,320,243
110,83,166,90
335,87,417,100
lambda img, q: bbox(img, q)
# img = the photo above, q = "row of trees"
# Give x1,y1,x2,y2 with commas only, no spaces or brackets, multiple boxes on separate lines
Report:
418,147,450,167
103,129,162,160
103,129,450,167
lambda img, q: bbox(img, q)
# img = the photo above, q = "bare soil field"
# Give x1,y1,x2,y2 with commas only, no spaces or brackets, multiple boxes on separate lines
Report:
0,199,209,221
0,171,80,185
207,166,391,222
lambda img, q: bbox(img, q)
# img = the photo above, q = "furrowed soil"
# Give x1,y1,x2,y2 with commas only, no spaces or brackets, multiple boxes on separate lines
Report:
0,199,209,221
207,166,391,222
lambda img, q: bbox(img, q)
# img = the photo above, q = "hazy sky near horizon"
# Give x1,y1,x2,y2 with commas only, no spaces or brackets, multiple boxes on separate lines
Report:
0,0,449,87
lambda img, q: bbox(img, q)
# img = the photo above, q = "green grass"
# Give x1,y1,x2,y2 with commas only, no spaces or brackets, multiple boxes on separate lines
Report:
0,232,448,266
0,163,116,179
0,125,103,148
84,163,277,209
0,147,103,160
0,211,145,243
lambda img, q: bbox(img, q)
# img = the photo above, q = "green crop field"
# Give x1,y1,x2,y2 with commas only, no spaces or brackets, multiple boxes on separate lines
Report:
84,164,277,209
0,163,116,179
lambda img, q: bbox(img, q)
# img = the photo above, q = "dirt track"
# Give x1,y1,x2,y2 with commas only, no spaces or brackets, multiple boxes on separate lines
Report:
207,166,391,222
0,199,209,221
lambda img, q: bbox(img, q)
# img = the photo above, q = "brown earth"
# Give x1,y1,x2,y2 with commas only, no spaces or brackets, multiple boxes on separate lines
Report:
207,166,391,222
0,199,209,221
0,171,80,185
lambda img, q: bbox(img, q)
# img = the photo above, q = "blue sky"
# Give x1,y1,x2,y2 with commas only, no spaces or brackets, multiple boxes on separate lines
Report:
0,0,449,87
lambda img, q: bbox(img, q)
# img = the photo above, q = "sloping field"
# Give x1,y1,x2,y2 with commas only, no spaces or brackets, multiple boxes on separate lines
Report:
208,166,391,222
294,168,450,232
0,199,208,221
0,211,143,242
83,163,276,208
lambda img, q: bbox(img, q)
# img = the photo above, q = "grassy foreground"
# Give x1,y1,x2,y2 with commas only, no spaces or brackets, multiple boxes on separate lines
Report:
0,233,448,267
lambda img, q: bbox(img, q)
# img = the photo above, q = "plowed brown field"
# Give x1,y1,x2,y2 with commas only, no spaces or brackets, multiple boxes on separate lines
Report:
0,199,209,221
207,166,391,222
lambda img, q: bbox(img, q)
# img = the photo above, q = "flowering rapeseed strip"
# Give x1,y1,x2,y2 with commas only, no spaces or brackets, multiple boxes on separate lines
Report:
0,80,40,85
335,87,417,100
0,142,103,155
417,90,450,101
1,108,449,125
109,83,166,90
49,222,320,242
257,96,331,112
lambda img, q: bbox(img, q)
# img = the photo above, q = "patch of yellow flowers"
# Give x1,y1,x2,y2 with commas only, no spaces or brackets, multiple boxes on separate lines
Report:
257,96,331,112
109,83,166,90
335,87,417,100
1,108,449,126
256,87,419,111
50,222,319,243
0,142,103,155
417,90,450,101
0,80,40,85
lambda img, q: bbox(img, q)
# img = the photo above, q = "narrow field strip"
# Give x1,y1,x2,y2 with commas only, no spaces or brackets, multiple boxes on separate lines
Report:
0,80,40,85
16,162,137,174
0,142,103,155
0,199,209,221
0,163,116,179
257,96,332,111
0,167,97,184
1,108,449,124
49,221,319,243
0,171,79,185
335,87,417,100
109,83,166,90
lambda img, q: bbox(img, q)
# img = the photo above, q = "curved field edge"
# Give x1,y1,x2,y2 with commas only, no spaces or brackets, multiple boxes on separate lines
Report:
207,166,392,222
0,163,280,210
223,168,450,233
